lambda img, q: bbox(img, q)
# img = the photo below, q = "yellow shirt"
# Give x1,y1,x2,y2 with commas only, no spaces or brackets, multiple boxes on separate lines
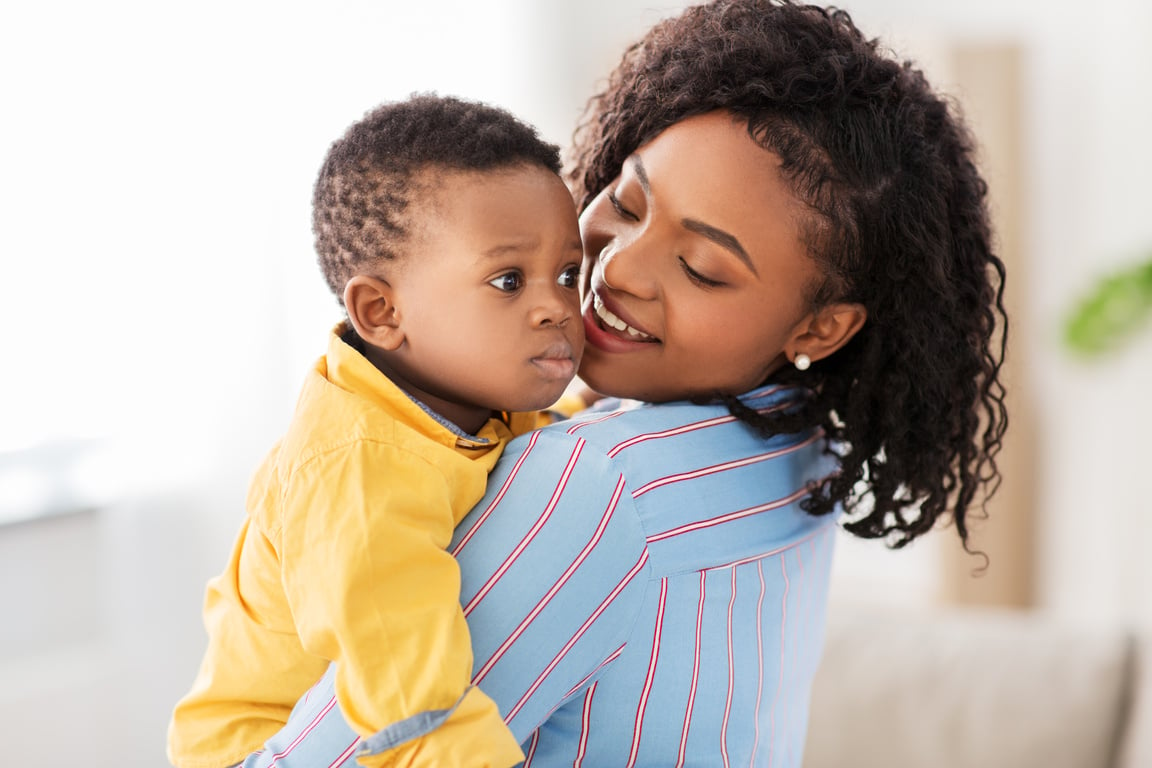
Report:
168,326,532,768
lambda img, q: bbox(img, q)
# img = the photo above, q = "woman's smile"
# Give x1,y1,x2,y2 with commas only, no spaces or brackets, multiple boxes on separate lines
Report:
590,292,658,341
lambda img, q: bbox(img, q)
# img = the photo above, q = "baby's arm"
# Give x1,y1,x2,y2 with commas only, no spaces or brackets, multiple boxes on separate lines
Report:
242,426,651,767
279,442,524,767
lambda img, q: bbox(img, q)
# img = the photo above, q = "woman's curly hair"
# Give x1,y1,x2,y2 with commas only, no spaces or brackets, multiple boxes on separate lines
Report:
568,0,1008,549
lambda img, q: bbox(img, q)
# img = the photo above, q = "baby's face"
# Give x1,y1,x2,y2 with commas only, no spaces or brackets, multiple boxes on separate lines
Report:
379,165,584,423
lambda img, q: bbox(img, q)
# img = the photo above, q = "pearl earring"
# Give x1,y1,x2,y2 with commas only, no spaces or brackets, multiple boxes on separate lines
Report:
794,353,811,371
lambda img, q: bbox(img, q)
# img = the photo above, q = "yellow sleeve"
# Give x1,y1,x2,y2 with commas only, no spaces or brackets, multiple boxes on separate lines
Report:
169,446,331,768
279,442,524,768
355,686,522,768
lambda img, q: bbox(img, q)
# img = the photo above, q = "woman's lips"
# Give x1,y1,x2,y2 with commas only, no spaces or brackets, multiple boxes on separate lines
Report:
582,291,660,351
592,294,656,341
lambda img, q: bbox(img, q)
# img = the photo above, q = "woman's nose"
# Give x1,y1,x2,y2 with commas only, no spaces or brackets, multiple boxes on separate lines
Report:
600,239,657,299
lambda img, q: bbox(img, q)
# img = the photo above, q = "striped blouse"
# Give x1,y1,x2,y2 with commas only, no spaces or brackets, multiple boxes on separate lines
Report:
242,384,840,768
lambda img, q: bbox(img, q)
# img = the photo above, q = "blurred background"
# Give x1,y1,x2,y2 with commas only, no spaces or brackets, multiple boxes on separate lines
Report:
1,0,1150,764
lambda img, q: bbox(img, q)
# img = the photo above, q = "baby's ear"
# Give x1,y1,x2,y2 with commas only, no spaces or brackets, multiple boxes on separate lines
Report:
786,301,867,365
343,275,404,351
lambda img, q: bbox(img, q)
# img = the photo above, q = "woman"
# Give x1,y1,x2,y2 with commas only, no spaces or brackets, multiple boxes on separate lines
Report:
241,0,1007,765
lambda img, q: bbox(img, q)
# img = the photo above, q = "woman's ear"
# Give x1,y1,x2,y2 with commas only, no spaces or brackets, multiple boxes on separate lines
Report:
787,302,867,365
343,275,404,351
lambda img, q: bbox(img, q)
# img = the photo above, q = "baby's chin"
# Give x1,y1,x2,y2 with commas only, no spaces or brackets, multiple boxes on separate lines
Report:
509,385,580,414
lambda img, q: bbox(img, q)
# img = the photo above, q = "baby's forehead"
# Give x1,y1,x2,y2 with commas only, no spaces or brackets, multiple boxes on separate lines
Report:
411,162,562,220
395,163,577,261
416,162,544,195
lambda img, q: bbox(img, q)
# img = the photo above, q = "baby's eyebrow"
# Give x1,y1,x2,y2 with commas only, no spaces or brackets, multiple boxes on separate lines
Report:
481,236,583,259
480,240,538,258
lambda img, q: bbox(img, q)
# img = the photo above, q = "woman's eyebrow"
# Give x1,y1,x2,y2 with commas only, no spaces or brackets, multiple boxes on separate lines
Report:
627,154,651,194
630,152,756,275
682,219,757,275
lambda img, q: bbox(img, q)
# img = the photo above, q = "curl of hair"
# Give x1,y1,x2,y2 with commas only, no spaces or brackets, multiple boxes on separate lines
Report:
569,0,1008,549
313,93,562,301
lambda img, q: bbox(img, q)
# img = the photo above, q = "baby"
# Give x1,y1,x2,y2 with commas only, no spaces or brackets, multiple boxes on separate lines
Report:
168,93,584,768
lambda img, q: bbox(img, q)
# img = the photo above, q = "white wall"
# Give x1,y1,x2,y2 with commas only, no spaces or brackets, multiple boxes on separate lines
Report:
833,0,1152,627
0,2,683,764
0,0,685,513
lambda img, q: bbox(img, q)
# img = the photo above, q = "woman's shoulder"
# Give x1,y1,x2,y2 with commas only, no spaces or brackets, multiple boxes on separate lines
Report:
530,383,812,452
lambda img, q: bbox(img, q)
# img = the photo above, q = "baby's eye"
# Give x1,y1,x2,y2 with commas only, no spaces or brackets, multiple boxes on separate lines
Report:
489,272,524,292
557,265,580,289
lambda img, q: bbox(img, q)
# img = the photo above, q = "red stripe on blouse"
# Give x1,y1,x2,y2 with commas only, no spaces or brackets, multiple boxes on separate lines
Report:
453,430,541,557
522,729,540,768
463,438,585,616
767,555,791,768
608,415,737,458
750,560,767,767
504,549,651,724
626,578,668,768
607,388,793,458
708,523,827,572
561,644,625,702
327,739,358,768
266,695,338,765
675,570,707,768
473,475,627,684
573,681,598,768
566,409,627,434
646,484,814,544
631,431,823,498
720,569,737,768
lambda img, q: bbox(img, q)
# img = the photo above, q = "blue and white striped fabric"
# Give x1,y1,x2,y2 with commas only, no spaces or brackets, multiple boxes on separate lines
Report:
243,384,840,768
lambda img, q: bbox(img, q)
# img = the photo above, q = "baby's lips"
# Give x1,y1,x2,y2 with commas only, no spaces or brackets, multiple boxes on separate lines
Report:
534,340,575,362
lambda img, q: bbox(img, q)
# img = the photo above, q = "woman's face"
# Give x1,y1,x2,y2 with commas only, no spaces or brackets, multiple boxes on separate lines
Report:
578,111,824,402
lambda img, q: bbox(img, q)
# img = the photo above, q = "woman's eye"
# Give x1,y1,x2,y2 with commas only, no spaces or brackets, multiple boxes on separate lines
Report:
607,190,639,221
557,265,580,289
489,272,524,292
679,256,724,288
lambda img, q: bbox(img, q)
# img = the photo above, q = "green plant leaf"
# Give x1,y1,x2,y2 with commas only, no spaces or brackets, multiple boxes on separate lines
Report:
1064,255,1152,356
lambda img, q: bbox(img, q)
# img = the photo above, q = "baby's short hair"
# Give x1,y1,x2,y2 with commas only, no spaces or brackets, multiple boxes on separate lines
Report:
313,93,563,300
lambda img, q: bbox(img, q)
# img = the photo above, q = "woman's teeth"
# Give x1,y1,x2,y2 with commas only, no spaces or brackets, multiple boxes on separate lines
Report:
594,294,654,340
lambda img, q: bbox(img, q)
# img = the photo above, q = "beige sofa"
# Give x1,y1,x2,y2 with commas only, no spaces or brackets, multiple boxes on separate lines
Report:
804,606,1149,768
